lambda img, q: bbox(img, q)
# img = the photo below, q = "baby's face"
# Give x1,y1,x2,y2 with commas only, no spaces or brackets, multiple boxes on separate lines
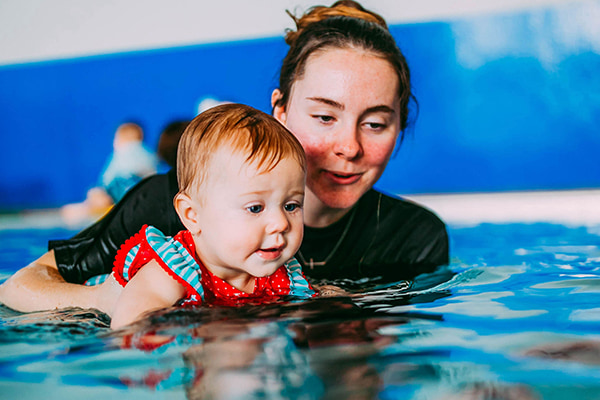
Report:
192,146,305,284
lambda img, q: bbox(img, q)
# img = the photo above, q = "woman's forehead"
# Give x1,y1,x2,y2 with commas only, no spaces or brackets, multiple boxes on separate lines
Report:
292,48,400,108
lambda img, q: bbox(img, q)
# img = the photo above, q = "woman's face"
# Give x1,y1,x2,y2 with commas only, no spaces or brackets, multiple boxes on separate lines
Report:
273,48,401,218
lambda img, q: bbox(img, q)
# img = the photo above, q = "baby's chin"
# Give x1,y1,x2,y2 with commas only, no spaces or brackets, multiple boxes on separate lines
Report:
250,265,281,278
246,259,288,278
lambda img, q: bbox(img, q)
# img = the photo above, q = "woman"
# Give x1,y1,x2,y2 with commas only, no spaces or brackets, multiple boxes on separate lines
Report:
0,0,448,312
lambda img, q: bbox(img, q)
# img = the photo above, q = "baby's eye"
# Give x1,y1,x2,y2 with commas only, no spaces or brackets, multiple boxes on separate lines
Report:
247,204,263,214
284,203,301,212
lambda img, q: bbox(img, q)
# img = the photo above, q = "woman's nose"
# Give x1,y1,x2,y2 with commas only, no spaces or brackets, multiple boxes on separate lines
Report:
333,125,362,160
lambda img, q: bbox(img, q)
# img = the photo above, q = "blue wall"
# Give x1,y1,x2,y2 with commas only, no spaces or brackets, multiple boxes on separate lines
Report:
1,2,599,210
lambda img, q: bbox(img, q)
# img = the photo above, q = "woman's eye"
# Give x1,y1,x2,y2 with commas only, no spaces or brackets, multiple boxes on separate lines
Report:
314,115,335,124
284,203,301,212
247,205,263,214
364,122,386,131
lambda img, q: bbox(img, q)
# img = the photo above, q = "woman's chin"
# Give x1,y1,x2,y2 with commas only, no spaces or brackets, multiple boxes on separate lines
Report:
316,190,364,211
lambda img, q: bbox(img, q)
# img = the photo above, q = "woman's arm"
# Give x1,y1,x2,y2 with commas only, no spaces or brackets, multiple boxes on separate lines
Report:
0,250,124,313
0,250,95,312
0,172,183,313
110,259,186,329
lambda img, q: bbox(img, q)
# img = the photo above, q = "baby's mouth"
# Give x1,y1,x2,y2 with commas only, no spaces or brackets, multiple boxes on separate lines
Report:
256,246,284,260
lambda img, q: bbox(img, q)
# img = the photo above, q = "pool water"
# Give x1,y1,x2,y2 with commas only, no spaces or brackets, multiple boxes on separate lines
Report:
1,222,600,399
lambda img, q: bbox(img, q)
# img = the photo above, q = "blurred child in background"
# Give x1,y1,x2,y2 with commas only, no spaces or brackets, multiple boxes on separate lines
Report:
61,122,158,225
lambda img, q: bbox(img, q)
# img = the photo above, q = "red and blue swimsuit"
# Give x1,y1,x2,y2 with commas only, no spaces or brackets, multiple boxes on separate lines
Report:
103,225,315,306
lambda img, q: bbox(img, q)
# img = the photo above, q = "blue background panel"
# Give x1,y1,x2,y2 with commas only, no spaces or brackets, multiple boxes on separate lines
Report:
0,3,599,210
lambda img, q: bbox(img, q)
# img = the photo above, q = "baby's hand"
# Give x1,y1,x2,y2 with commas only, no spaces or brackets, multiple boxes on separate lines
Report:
315,284,349,297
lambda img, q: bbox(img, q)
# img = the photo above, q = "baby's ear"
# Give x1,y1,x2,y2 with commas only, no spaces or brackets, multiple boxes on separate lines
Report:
174,193,201,234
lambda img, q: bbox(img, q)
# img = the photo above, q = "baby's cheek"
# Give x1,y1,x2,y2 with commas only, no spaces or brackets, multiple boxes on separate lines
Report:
289,220,304,249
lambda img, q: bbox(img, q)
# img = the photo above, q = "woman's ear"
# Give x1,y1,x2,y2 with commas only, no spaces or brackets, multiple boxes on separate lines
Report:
271,89,287,125
174,193,202,234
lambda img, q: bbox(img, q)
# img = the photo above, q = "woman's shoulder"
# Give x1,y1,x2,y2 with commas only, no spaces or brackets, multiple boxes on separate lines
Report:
133,169,178,195
118,169,183,230
357,189,449,269
361,189,446,229
115,170,177,209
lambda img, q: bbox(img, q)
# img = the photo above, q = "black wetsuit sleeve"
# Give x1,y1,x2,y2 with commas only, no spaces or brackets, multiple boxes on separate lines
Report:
49,169,184,284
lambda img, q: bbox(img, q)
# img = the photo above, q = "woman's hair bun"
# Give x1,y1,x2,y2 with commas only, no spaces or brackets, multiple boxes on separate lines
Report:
284,0,388,46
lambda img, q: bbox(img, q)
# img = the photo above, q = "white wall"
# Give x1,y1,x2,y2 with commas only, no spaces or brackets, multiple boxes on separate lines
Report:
0,0,578,66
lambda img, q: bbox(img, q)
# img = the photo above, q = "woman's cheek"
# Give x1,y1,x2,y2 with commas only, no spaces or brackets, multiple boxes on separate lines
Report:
300,136,329,159
372,135,398,162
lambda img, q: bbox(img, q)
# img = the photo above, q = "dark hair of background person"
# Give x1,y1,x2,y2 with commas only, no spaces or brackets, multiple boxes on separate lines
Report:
157,120,190,168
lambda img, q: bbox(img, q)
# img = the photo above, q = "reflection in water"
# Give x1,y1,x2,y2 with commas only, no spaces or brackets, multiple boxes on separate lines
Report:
525,340,600,366
111,297,429,399
446,382,541,400
181,323,317,400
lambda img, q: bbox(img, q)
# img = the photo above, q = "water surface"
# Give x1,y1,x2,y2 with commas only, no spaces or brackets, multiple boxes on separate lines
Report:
1,223,599,399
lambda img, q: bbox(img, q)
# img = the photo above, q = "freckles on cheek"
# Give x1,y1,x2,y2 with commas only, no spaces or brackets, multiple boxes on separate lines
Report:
366,142,396,165
304,149,322,163
301,140,328,160
304,155,322,176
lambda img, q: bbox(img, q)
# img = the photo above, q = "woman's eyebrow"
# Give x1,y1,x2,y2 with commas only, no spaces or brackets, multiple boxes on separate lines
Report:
306,97,344,110
307,97,396,116
364,105,396,115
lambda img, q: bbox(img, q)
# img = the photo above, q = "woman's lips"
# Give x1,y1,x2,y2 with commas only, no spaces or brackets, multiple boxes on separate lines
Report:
323,171,362,185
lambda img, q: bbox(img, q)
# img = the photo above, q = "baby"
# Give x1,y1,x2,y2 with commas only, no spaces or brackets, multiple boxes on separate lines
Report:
97,103,315,328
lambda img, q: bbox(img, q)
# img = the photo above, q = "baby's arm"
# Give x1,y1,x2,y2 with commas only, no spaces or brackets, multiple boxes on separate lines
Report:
110,259,186,329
